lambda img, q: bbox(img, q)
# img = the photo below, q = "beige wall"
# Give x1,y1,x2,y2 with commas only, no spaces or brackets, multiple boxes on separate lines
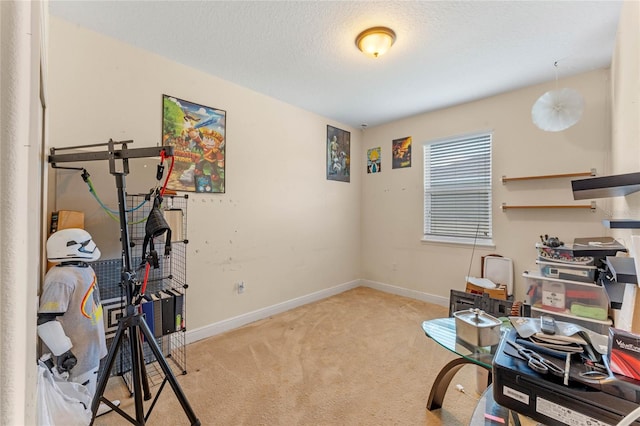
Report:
609,0,640,330
48,18,362,331
610,0,640,224
361,69,612,302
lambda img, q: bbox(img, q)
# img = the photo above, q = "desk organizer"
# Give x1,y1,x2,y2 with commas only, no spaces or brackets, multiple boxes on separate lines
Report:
523,271,612,334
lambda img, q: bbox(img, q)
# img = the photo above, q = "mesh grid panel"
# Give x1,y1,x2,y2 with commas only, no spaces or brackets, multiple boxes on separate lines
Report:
96,193,189,386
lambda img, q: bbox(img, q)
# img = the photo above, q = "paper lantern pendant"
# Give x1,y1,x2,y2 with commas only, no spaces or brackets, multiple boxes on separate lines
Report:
531,88,585,132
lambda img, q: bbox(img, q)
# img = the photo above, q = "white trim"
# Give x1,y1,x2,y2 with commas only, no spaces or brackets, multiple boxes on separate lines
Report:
185,279,449,344
421,128,494,147
185,280,360,344
421,235,496,248
359,279,449,307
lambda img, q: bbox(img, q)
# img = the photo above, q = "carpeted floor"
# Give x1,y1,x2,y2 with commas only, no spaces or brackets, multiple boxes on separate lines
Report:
94,287,488,425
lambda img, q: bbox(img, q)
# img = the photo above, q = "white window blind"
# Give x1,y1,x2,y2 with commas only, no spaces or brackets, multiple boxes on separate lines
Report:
423,132,492,243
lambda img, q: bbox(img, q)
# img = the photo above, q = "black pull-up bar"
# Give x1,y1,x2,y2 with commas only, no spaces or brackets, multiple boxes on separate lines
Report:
48,138,173,174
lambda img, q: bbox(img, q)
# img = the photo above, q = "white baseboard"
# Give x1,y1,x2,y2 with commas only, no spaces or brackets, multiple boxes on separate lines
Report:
185,279,447,345
359,279,449,307
185,280,360,344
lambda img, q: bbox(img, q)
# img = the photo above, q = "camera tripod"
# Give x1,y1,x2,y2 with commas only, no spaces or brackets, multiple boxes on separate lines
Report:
49,140,200,425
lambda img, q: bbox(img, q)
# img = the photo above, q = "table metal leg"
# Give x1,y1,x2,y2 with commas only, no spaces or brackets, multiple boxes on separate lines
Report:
427,357,491,410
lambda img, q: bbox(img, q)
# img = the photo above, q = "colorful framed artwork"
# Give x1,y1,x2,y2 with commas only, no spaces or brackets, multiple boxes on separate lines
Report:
367,147,381,173
326,125,350,182
392,136,412,169
162,94,226,193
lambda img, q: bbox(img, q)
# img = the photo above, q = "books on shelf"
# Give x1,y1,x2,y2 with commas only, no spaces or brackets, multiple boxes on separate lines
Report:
140,293,163,339
140,288,185,339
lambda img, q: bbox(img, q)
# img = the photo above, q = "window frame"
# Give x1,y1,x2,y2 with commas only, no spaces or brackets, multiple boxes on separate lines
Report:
422,131,494,246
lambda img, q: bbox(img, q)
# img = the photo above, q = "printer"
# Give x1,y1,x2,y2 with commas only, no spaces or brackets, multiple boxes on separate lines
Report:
493,327,640,426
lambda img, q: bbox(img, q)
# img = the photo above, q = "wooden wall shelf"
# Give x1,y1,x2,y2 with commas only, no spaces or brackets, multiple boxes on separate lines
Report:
501,169,596,184
501,202,596,211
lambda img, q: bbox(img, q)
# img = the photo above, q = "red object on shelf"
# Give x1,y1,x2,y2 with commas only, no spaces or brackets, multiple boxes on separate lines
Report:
565,289,601,299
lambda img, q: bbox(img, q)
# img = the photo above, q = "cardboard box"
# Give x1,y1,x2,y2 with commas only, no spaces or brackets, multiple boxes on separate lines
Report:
49,210,84,235
608,327,640,380
465,280,508,300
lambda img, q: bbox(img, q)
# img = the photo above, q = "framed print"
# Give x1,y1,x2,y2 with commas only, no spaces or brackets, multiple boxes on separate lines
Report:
367,147,381,173
162,94,226,193
392,136,412,169
326,125,350,182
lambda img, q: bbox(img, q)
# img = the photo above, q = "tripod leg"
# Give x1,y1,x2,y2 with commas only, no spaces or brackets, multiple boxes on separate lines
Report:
127,321,147,424
136,330,152,401
90,319,126,424
137,316,200,425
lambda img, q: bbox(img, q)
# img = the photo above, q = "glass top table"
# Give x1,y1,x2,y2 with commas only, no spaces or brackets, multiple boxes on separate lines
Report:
422,317,509,411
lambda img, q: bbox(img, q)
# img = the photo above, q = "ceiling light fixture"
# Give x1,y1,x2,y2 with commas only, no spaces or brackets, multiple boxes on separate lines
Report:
355,26,396,58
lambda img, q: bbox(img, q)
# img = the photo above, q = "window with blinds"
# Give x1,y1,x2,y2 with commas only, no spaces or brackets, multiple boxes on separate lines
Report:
423,132,493,244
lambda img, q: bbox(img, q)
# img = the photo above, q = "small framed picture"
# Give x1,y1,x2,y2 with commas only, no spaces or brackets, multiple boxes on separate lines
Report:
326,125,350,182
367,147,381,173
392,136,412,169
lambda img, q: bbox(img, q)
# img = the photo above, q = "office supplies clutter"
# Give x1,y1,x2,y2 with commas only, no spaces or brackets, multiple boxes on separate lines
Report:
505,340,565,377
509,316,609,357
522,271,611,326
493,327,640,426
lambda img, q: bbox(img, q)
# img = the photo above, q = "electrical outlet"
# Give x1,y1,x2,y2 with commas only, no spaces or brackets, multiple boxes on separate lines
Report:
237,281,245,294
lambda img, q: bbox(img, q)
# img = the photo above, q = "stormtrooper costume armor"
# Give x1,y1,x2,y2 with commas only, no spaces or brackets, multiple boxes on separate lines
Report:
37,228,113,408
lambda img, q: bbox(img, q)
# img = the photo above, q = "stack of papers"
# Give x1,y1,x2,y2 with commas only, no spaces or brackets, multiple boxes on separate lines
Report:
465,276,497,289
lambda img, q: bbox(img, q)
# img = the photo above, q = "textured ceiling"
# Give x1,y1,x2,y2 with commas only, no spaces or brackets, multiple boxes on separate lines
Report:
48,1,623,128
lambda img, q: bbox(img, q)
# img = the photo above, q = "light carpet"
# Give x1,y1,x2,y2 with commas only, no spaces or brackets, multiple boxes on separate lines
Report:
94,286,486,425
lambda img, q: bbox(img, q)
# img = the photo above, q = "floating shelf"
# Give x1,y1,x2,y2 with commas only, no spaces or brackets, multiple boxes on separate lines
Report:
602,219,640,229
572,171,640,200
502,169,596,184
501,202,596,211
605,256,637,284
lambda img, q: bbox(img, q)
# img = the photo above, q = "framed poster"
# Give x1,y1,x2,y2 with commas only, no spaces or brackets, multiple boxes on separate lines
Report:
367,147,381,173
162,94,226,193
392,136,412,169
326,125,350,182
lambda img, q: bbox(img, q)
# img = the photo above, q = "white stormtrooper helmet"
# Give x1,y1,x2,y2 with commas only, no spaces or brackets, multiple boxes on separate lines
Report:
47,228,101,263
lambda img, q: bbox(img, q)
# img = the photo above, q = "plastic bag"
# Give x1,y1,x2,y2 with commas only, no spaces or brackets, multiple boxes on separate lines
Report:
36,362,92,426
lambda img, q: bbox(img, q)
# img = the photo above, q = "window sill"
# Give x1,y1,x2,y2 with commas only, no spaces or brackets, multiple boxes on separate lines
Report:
421,236,496,248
